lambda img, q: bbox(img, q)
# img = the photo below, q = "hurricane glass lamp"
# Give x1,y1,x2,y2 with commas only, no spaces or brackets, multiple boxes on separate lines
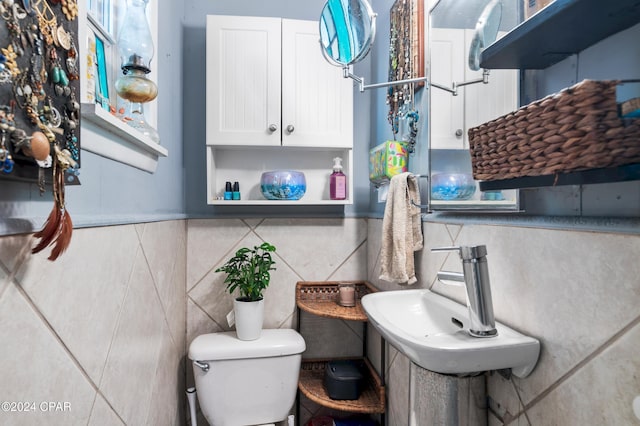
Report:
115,0,160,143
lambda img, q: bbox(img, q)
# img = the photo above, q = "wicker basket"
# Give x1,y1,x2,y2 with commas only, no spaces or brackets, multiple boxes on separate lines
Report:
468,80,640,181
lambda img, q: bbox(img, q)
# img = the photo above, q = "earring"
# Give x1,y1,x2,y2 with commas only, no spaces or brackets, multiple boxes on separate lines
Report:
65,39,78,80
0,129,14,173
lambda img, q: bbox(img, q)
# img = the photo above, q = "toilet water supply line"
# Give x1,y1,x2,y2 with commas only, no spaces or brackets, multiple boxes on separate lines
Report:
186,387,198,426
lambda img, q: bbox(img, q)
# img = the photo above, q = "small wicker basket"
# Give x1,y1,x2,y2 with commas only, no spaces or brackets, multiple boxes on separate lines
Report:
468,80,640,181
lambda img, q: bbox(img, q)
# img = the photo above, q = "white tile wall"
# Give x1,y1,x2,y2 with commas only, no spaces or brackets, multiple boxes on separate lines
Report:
368,219,640,425
2,217,636,426
186,218,368,341
186,218,369,425
0,221,186,426
387,347,411,426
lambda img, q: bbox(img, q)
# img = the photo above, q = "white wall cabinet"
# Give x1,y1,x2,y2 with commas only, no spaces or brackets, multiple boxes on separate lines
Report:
429,28,518,150
205,15,353,204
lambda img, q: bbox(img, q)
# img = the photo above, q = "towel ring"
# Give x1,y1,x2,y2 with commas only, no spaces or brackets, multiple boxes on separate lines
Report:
410,174,429,209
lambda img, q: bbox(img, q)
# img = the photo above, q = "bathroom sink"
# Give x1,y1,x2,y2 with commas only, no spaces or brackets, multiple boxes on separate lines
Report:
361,289,540,377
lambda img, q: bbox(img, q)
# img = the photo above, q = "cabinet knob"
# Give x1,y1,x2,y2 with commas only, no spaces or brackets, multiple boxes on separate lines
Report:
455,129,463,137
286,125,295,134
268,124,278,132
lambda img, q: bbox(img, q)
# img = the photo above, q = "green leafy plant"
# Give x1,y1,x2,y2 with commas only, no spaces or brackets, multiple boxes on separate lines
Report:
215,242,277,302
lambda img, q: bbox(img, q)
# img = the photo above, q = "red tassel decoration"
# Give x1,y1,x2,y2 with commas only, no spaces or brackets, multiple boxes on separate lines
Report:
31,206,62,254
32,146,74,260
48,210,73,261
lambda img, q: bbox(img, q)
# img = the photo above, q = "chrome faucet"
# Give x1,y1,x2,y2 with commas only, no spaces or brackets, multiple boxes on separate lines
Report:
432,245,497,338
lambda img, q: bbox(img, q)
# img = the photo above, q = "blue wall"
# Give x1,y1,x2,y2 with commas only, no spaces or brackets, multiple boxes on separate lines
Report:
0,1,186,235
519,23,640,217
1,1,637,236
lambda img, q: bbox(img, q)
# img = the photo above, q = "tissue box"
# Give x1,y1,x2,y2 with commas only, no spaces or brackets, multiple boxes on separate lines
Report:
369,141,408,185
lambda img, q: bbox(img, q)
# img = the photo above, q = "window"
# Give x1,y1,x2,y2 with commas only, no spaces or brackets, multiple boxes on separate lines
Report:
80,0,166,172
86,0,116,111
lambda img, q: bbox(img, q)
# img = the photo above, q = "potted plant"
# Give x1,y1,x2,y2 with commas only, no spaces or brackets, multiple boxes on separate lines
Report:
215,242,276,340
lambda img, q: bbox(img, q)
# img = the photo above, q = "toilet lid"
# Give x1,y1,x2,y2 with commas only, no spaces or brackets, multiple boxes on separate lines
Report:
188,329,306,361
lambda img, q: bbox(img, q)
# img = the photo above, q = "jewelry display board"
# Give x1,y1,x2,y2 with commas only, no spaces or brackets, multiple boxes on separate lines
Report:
0,0,80,188
387,0,424,136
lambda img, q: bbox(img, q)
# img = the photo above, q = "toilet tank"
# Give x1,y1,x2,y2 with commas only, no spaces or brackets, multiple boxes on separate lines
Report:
189,329,306,426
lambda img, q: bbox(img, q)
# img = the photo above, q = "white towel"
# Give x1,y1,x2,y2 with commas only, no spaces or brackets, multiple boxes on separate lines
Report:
379,173,423,285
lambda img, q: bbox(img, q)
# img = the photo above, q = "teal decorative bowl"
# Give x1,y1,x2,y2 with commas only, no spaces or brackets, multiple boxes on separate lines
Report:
431,173,477,200
260,170,306,200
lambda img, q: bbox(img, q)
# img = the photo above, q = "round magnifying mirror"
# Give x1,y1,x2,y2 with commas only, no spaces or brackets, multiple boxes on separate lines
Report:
468,0,502,71
319,0,377,67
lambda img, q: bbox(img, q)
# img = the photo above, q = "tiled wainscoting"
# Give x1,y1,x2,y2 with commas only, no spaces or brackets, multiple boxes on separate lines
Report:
2,217,637,426
367,219,640,425
0,221,186,426
186,218,369,425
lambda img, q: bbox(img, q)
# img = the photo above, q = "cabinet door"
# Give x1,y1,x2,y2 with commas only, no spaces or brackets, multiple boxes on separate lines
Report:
206,16,282,146
281,19,353,148
463,30,518,147
429,28,465,150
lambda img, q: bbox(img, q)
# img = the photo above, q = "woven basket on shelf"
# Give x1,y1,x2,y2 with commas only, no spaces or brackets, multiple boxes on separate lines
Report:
468,79,640,181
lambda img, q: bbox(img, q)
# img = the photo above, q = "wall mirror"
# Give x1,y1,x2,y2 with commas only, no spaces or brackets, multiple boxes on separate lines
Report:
319,0,377,66
320,0,432,92
428,0,521,211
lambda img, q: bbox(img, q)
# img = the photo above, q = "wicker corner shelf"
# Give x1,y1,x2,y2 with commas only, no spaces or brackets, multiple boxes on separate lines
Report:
295,281,386,420
295,281,378,321
298,358,386,414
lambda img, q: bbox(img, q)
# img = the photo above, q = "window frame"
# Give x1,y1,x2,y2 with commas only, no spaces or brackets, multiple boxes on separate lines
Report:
79,0,167,173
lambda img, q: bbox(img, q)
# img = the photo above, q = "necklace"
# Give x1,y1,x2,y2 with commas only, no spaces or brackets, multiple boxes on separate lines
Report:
32,0,57,46
387,0,416,136
61,0,78,21
1,44,20,78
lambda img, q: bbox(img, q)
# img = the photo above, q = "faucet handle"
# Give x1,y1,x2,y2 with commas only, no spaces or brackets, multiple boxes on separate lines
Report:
436,271,466,286
431,245,487,260
431,246,461,253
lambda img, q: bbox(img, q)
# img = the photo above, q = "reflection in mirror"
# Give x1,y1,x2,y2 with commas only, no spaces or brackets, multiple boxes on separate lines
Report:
468,0,502,71
428,0,520,210
430,0,517,62
319,0,377,66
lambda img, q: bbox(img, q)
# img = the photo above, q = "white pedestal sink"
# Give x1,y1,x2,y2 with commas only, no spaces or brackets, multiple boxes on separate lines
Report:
361,289,540,378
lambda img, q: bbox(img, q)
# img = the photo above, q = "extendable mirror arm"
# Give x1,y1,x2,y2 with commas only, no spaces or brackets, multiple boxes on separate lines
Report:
343,66,490,95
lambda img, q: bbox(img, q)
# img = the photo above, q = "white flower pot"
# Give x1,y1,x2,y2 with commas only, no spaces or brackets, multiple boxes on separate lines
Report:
233,298,264,341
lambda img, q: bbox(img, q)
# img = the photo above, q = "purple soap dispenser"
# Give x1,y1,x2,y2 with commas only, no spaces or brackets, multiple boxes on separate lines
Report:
330,157,347,200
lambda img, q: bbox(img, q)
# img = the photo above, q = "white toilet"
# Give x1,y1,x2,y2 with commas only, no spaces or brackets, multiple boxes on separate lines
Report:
189,329,306,426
